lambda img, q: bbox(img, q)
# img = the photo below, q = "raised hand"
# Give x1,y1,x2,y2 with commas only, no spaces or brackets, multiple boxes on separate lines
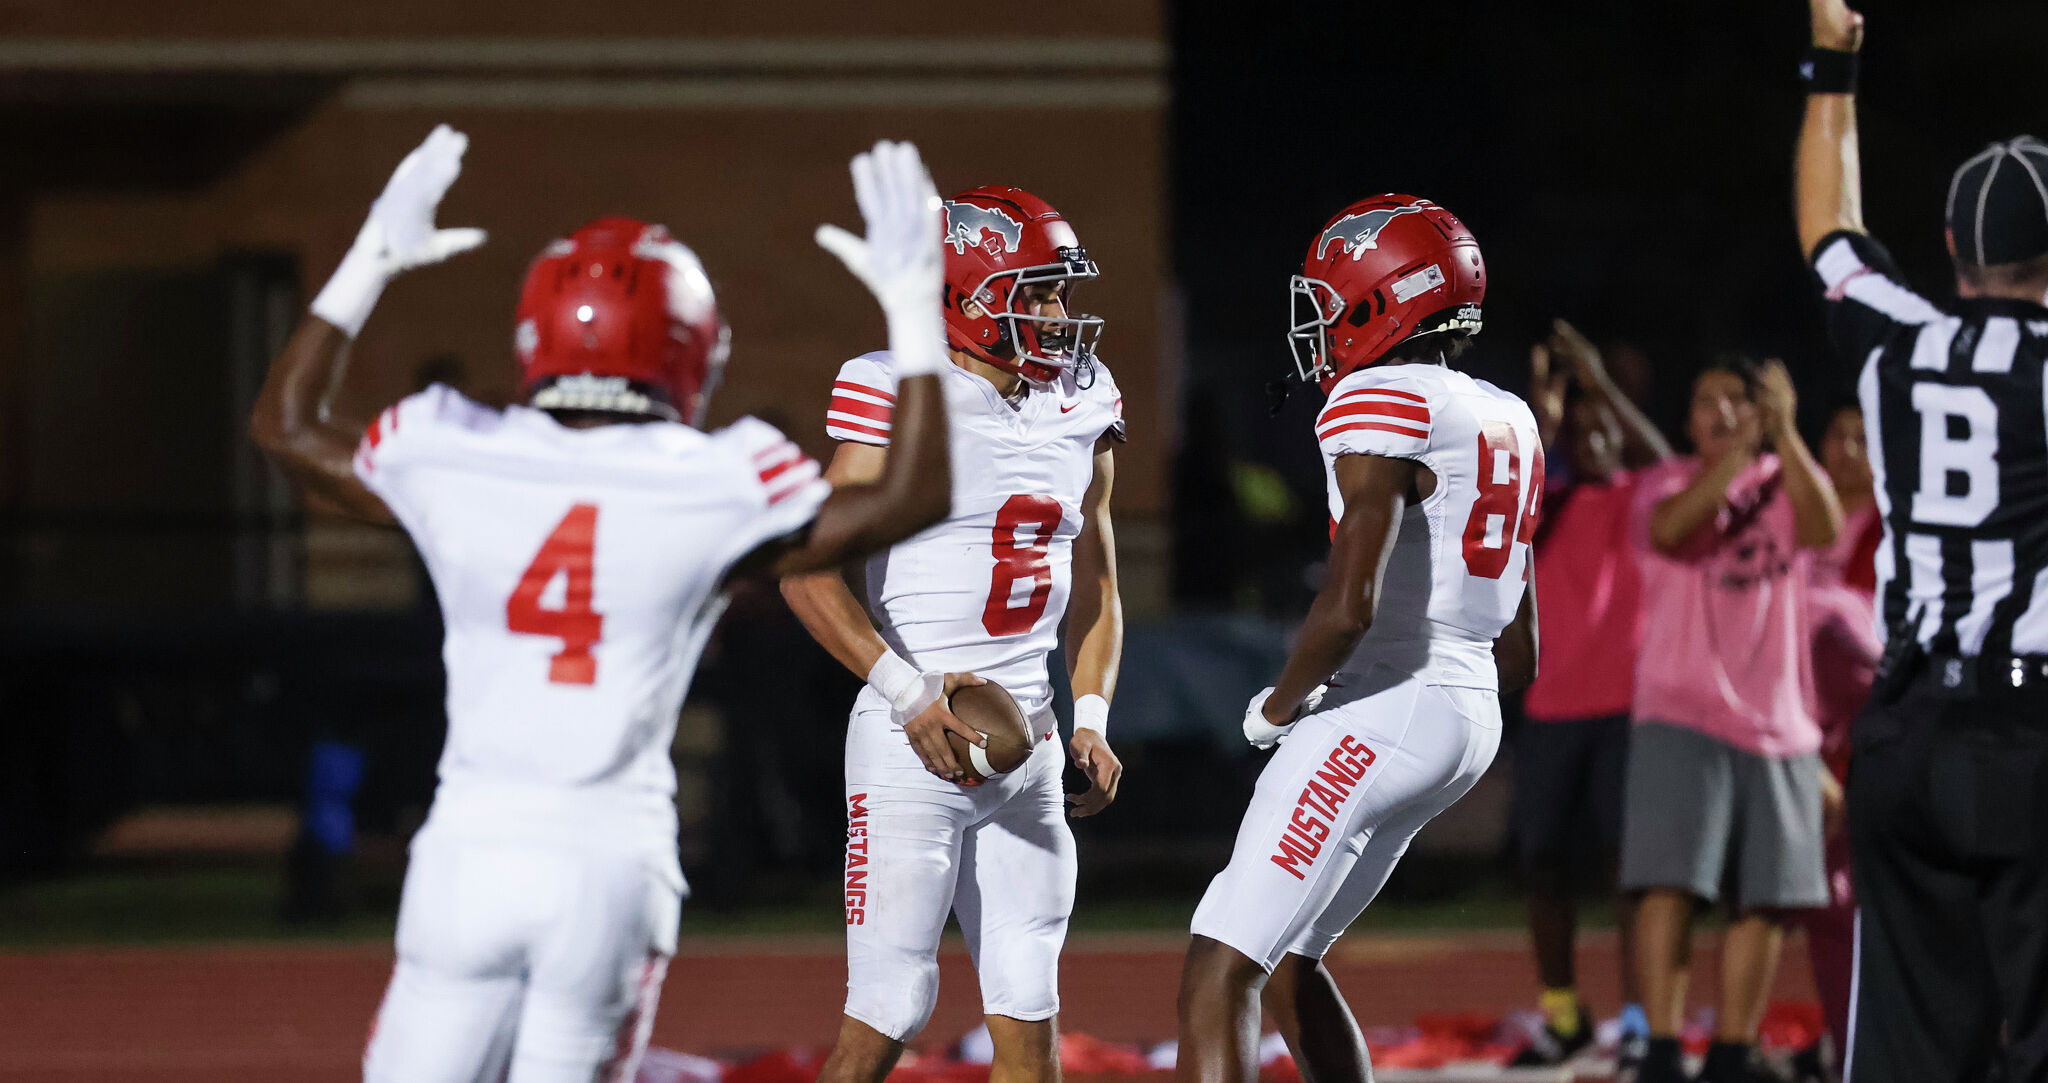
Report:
1809,0,1864,51
312,124,486,337
1755,359,1800,438
364,125,488,274
1546,318,1611,387
814,140,946,376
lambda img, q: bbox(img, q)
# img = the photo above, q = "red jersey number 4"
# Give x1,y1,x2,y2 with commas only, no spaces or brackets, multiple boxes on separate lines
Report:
1459,424,1542,581
506,503,605,684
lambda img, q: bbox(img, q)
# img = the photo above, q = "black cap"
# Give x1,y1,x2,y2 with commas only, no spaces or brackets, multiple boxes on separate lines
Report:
1946,136,2048,267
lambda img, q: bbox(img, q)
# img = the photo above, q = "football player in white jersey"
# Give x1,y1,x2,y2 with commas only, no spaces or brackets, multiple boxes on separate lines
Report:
250,128,961,1083
1175,196,1540,1083
779,186,1126,1083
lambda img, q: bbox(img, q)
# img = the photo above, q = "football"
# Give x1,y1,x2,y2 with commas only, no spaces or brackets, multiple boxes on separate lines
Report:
945,681,1037,784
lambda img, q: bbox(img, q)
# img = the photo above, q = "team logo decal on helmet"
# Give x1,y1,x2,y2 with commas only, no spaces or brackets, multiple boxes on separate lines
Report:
940,186,1106,387
1315,205,1427,260
943,201,1025,255
1286,195,1486,393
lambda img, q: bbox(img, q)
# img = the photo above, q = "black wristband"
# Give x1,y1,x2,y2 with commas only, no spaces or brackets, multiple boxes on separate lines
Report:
1801,47,1859,94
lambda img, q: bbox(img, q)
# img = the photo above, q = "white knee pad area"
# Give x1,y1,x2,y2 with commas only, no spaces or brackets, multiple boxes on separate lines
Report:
844,946,942,1042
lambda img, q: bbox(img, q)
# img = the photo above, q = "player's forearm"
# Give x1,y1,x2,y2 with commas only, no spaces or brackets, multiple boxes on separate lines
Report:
1775,425,1844,548
1268,495,1400,720
1796,89,1864,257
249,317,393,523
780,570,890,680
1272,593,1369,719
779,377,950,573
829,376,949,553
1065,527,1124,703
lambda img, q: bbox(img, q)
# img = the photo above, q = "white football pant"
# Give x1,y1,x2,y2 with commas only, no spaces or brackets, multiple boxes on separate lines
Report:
1191,668,1500,970
842,704,1075,1041
363,829,681,1083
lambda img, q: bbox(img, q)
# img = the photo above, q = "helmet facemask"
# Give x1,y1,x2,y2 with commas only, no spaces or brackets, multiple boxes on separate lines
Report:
1287,274,1346,384
967,249,1104,387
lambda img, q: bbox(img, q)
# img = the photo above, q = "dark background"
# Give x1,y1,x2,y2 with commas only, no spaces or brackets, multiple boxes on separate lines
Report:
1170,0,2048,510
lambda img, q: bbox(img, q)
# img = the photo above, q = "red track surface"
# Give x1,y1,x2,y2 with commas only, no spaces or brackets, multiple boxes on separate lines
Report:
0,932,1814,1082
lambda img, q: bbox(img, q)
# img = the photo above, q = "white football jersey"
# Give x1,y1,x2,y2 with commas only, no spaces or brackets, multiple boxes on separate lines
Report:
1315,363,1542,689
355,385,829,867
827,352,1124,716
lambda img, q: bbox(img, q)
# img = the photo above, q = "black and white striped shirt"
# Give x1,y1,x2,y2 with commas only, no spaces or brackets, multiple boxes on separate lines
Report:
1813,230,2048,658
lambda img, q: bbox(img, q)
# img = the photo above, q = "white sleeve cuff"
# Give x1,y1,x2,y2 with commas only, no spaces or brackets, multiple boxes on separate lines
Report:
310,227,391,338
882,300,948,377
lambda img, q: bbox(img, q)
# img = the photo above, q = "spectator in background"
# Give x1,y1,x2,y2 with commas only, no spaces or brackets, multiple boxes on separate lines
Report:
1796,403,1882,1079
1510,320,1672,1068
1624,358,1842,1083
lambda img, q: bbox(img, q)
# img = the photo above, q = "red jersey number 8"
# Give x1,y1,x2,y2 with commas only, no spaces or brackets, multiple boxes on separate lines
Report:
1460,423,1543,580
982,494,1063,637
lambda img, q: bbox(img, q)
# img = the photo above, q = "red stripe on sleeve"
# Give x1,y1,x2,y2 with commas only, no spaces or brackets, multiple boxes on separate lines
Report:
1318,400,1431,426
1331,386,1427,405
828,395,894,423
752,441,800,465
833,381,896,403
1319,420,1429,441
828,418,892,441
759,454,815,486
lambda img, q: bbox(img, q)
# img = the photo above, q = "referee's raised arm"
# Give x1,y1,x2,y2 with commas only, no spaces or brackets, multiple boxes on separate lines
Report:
1795,0,1866,257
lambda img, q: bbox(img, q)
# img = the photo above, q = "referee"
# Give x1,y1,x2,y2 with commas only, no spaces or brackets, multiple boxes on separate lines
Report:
1795,1,2048,1078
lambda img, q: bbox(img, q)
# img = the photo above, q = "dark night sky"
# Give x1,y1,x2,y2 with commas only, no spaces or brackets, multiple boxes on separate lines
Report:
1170,0,2048,496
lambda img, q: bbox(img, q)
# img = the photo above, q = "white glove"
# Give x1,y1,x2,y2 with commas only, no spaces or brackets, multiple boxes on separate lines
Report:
311,124,488,337
1242,684,1328,750
814,140,946,377
868,649,944,723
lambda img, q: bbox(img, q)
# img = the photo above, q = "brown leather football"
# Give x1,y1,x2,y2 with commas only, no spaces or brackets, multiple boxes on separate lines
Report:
945,681,1036,784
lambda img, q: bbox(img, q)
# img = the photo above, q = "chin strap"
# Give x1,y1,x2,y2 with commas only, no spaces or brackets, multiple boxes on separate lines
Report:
1266,376,1298,416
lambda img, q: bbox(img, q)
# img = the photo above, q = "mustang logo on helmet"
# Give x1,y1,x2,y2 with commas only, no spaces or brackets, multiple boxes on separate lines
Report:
1315,205,1428,261
943,201,1025,255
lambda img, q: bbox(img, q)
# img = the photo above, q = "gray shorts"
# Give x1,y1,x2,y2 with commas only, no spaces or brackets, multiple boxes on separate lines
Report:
1618,722,1828,910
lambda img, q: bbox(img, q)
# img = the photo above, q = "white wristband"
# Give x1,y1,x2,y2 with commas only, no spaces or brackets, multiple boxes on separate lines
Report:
310,228,390,339
1072,693,1110,738
882,300,948,378
867,649,942,718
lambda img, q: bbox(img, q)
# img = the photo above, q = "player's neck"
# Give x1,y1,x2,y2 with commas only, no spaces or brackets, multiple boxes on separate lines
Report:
949,349,1028,399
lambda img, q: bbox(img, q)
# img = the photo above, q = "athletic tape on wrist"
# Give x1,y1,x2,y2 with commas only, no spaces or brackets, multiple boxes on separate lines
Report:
1800,47,1858,94
866,650,924,712
1073,693,1110,737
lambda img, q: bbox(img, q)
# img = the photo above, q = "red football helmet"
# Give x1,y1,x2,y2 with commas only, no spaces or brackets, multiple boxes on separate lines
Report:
514,217,731,426
1287,195,1486,392
941,186,1103,385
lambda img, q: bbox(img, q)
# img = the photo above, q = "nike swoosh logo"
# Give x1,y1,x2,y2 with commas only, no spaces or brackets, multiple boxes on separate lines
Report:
1060,403,1078,414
